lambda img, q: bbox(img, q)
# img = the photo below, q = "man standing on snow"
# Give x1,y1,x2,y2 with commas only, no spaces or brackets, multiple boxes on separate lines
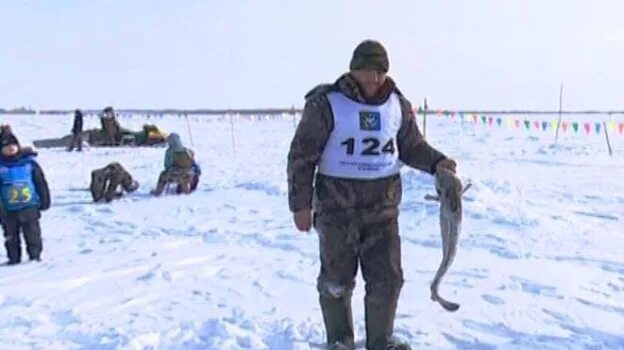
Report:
67,109,84,151
99,106,122,146
287,40,457,350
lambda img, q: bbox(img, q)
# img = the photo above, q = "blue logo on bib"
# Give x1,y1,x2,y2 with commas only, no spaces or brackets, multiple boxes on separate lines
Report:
359,111,381,131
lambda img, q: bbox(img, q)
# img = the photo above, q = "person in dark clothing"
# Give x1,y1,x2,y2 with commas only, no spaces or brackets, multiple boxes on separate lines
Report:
90,162,139,202
0,131,50,265
67,109,84,151
287,40,457,350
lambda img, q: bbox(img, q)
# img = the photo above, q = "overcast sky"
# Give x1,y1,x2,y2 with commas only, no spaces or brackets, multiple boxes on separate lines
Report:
1,0,623,110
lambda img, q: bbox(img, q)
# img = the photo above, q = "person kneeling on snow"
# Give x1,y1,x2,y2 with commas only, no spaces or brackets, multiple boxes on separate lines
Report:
90,162,139,203
151,133,200,196
0,131,50,265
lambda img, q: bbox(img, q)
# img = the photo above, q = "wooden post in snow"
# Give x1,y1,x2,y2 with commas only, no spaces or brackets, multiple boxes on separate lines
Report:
229,111,236,155
185,113,194,148
555,82,564,144
603,121,613,156
423,98,428,139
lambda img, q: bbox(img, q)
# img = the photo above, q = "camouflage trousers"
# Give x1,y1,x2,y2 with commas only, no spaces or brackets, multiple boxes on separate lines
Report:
90,162,138,202
67,133,82,151
152,167,195,196
314,206,404,350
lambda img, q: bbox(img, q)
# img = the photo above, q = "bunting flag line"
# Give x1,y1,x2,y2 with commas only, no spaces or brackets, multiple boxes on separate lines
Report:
415,109,624,137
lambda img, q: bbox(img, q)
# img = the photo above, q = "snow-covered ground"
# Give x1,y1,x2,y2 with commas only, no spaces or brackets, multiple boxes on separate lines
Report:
0,112,623,349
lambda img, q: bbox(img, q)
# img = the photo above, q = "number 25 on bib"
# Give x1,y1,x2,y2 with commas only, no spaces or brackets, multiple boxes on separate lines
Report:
8,184,33,204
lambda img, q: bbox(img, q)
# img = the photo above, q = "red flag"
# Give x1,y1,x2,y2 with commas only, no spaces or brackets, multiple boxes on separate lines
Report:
488,117,494,126
583,123,591,134
619,122,624,134
533,121,540,130
514,119,520,128
562,121,569,132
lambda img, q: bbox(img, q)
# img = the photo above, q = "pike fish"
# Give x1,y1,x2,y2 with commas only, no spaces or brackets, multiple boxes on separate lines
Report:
425,168,469,312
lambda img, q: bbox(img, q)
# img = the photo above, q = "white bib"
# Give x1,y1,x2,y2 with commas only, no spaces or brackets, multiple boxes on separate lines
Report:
318,91,403,179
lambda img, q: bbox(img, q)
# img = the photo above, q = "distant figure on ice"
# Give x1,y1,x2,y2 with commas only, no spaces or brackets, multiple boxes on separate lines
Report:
287,39,457,350
99,106,122,146
90,162,139,203
0,130,50,265
151,133,200,196
67,109,84,151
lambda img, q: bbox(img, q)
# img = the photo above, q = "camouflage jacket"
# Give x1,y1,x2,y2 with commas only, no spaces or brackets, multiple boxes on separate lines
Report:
287,73,447,213
90,162,133,202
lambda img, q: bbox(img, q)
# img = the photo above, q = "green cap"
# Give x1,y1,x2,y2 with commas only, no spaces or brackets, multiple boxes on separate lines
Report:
349,40,389,73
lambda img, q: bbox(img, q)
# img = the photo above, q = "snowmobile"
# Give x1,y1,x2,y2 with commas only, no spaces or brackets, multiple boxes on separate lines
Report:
32,124,168,148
